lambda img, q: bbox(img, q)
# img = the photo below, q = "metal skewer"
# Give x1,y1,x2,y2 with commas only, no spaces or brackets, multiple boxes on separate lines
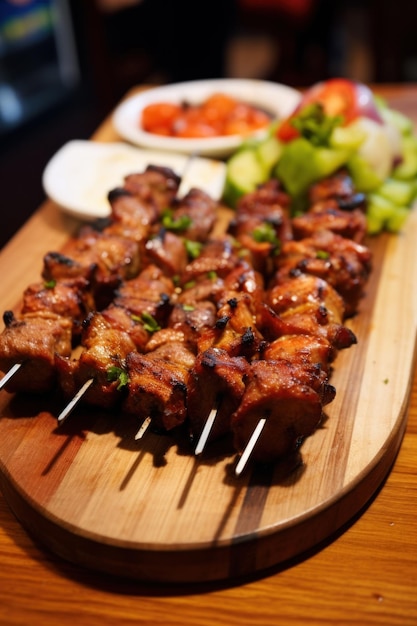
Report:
195,404,218,455
0,362,22,391
135,416,152,440
235,417,267,476
57,378,94,425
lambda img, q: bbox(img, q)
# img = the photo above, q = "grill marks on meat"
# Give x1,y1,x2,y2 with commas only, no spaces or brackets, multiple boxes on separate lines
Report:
274,231,372,317
123,342,195,431
0,310,72,394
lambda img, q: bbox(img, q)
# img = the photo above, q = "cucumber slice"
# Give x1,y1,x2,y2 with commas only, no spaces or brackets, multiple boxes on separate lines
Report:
275,138,351,198
380,107,414,136
366,192,409,234
393,135,417,180
377,177,416,206
347,153,382,192
256,136,283,173
330,124,365,150
386,206,409,232
223,148,267,207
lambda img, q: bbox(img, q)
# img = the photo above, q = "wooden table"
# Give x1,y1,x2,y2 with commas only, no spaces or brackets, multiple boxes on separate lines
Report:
1,85,416,626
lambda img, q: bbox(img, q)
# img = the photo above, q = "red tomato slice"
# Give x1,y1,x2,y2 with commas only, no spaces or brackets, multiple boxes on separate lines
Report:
276,78,383,142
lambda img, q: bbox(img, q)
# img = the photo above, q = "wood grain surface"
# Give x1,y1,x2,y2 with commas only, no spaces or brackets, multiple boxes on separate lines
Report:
0,85,416,625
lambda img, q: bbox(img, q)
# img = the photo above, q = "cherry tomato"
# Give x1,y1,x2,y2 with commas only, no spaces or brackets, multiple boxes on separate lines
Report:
140,93,271,139
277,78,383,142
141,102,183,134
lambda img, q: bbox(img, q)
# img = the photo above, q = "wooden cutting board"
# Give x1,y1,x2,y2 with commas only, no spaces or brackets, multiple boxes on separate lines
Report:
0,197,416,583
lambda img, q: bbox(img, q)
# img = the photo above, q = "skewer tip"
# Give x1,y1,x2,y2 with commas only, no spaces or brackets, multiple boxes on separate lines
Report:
57,378,94,425
235,417,267,476
194,405,218,456
0,362,22,391
135,416,152,440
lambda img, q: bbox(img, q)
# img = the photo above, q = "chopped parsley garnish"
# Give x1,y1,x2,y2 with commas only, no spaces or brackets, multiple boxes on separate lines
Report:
107,366,129,390
184,239,202,259
316,249,330,260
290,102,343,147
252,222,281,254
44,279,56,289
161,208,192,232
140,311,161,333
182,304,195,312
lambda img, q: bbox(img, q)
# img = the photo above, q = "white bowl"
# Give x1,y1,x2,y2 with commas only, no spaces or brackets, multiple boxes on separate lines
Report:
112,79,301,158
42,140,227,221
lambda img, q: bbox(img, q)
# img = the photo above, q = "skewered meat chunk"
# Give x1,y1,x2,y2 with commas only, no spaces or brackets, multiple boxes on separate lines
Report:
275,229,372,316
0,311,72,393
123,342,195,431
55,312,136,409
113,264,175,328
231,359,332,463
218,260,265,305
308,169,362,205
228,179,292,275
21,277,94,337
170,188,217,242
144,229,188,277
261,334,336,375
198,292,264,359
100,304,150,351
268,274,346,323
178,236,239,286
187,347,250,443
105,188,155,242
177,273,225,305
291,201,368,243
123,165,181,211
42,228,141,309
42,251,96,284
167,301,217,351
258,299,357,352
234,178,291,227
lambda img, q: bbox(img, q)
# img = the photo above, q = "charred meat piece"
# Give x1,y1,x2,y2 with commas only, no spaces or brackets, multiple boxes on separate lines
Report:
167,301,217,351
42,228,141,309
262,333,336,374
198,292,265,359
113,264,175,328
292,200,368,243
268,274,346,323
123,165,181,212
21,277,94,337
56,312,136,409
105,189,155,241
144,229,188,277
258,300,357,352
308,169,361,205
219,260,265,305
228,179,292,275
100,304,150,351
187,347,250,443
177,274,225,305
123,342,195,431
275,229,372,317
179,236,239,286
170,187,217,242
0,310,72,393
231,359,330,463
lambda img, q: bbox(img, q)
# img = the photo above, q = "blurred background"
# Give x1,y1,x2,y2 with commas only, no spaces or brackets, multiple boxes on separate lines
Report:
1,0,416,247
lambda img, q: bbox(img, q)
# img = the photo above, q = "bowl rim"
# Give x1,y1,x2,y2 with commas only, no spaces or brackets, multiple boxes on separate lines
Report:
112,78,301,157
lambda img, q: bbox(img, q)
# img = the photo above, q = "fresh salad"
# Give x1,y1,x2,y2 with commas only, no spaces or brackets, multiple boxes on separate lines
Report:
223,78,417,234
